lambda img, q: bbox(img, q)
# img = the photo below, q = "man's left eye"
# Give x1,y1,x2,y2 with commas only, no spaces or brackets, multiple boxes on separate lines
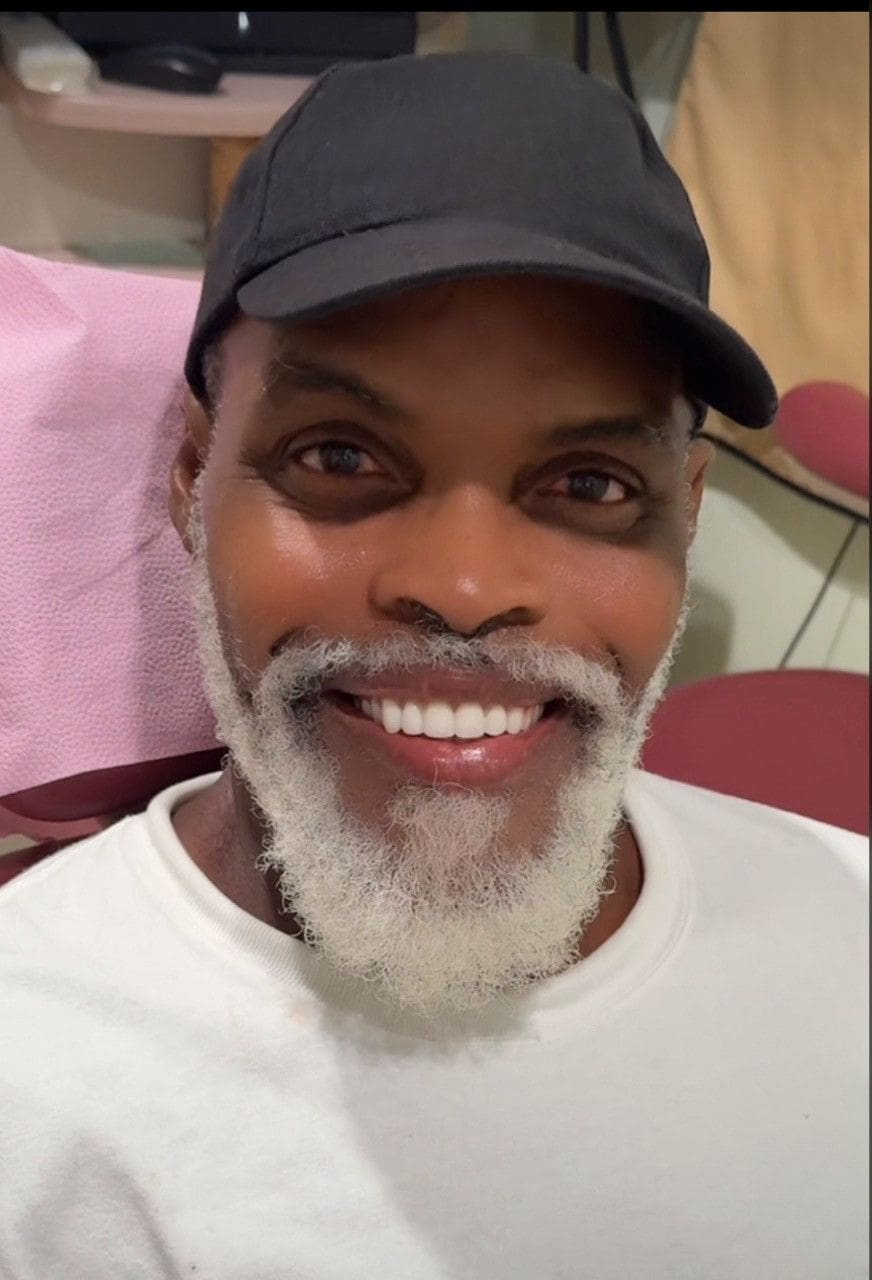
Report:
551,470,634,504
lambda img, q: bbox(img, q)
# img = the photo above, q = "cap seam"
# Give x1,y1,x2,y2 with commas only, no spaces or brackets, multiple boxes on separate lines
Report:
243,64,345,272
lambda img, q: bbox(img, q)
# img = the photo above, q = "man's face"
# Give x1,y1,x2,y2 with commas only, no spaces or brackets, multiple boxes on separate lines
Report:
172,277,710,1015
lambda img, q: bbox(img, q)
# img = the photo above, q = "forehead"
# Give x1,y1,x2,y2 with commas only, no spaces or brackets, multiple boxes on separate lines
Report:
220,276,680,412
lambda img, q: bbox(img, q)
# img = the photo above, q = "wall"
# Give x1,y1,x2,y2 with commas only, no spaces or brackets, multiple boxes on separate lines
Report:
672,451,869,685
0,104,207,254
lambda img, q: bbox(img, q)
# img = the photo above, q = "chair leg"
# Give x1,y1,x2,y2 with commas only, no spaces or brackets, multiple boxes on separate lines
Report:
574,12,590,72
604,12,637,103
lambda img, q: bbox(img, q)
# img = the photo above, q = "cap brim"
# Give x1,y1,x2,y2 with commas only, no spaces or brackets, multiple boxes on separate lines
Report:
236,217,778,429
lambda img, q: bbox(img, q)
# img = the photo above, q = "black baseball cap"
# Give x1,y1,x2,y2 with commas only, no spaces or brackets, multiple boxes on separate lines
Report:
185,52,777,428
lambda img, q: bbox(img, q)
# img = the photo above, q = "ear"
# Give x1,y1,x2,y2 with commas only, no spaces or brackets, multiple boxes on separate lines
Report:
168,389,212,554
683,437,715,542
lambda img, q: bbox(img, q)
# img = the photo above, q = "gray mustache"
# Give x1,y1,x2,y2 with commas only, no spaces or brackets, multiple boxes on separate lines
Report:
262,631,628,731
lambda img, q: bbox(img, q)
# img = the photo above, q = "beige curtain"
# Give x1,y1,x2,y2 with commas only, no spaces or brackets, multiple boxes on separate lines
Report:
668,11,869,517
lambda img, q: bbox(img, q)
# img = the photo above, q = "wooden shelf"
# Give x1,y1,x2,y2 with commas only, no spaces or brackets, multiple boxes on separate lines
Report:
0,64,312,137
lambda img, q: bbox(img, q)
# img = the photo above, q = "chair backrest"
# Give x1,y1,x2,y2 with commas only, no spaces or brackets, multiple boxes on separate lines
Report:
0,248,220,821
773,381,869,500
0,750,225,841
0,750,224,889
642,668,870,835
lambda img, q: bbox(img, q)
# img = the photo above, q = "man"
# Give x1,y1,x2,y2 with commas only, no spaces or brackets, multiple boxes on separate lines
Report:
1,54,867,1279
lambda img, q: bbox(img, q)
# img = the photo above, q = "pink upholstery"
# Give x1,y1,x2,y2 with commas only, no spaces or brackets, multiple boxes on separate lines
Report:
642,669,869,835
773,381,870,500
0,249,220,805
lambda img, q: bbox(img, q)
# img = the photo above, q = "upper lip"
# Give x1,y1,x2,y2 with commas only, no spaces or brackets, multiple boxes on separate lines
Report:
326,668,562,708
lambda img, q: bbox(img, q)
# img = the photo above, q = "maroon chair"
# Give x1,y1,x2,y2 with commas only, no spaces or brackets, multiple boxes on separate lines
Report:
642,668,869,835
772,381,869,503
0,750,223,888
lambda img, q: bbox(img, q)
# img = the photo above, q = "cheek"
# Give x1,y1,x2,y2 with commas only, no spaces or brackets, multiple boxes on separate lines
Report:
550,539,687,690
203,484,370,670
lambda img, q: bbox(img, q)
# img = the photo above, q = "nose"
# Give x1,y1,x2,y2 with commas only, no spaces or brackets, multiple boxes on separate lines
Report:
369,485,547,638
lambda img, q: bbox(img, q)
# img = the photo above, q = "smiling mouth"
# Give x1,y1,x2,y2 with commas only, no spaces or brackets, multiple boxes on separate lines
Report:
324,691,563,739
318,690,571,788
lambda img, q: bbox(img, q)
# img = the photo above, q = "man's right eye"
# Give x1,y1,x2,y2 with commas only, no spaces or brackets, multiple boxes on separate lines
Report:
293,442,383,478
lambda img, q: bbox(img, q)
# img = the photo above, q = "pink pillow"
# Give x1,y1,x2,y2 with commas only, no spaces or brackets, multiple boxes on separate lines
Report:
0,249,220,798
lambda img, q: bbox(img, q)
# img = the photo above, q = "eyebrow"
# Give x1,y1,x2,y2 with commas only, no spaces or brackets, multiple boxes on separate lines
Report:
545,415,674,449
261,352,406,419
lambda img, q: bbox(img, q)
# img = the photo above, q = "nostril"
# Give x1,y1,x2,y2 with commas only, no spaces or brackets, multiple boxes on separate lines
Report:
390,599,541,641
393,599,454,635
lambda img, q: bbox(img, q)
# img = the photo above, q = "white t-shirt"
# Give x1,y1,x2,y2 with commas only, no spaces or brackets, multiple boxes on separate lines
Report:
0,770,867,1280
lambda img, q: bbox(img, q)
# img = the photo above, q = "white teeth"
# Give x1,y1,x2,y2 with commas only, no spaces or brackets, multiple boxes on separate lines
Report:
455,703,486,739
423,702,456,739
506,708,526,735
355,697,546,740
400,702,424,735
483,706,508,736
381,698,403,734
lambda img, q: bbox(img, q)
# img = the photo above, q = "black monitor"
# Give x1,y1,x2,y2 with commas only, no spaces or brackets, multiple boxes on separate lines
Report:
46,12,418,75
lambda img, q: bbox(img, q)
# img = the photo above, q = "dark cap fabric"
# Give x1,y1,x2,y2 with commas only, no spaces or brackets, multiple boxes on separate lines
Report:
185,52,778,428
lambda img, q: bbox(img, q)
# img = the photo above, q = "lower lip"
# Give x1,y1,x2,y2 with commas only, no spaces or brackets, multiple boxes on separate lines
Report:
322,697,567,786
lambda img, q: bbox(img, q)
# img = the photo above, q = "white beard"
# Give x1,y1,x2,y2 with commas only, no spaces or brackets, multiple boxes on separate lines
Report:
187,494,684,1016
